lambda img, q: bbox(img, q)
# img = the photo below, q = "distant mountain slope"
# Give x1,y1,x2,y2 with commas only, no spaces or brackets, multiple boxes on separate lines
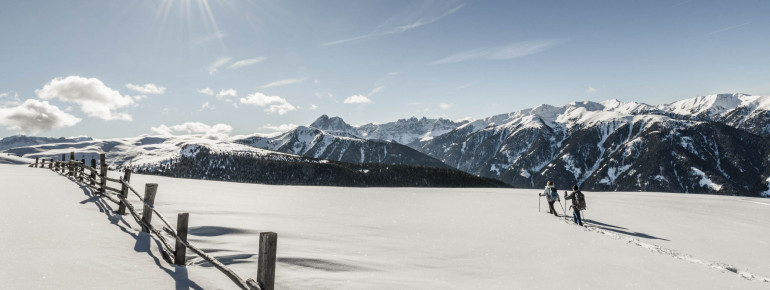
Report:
307,93,770,196
4,135,297,169
311,114,468,145
235,124,450,169
410,94,770,196
134,147,510,188
0,135,93,151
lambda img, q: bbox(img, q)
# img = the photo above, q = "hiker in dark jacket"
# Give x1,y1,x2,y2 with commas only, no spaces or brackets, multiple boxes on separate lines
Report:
564,185,584,226
539,180,559,217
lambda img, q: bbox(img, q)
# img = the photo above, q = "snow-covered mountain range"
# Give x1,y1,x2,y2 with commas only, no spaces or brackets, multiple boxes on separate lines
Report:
3,135,302,170
234,124,450,169
309,93,770,196
2,93,769,196
0,135,92,151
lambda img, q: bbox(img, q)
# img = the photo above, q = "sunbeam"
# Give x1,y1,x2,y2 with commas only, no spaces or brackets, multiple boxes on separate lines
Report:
151,0,227,52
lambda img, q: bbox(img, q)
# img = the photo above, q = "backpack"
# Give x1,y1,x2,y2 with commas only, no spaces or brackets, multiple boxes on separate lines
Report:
574,191,586,210
547,187,559,202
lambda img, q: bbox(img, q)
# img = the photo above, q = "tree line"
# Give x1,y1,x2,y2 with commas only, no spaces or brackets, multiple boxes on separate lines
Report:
129,147,511,188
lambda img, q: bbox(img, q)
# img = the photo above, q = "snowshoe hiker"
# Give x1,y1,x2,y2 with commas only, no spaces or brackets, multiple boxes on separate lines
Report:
564,185,585,226
539,180,559,217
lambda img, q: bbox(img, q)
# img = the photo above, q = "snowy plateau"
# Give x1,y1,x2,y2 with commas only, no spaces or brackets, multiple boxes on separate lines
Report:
0,159,768,289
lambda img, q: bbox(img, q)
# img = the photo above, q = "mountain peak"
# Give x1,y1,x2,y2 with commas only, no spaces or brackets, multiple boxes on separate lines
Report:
309,115,358,136
666,93,747,117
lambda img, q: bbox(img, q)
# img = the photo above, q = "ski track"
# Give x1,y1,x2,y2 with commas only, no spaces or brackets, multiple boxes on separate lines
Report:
561,217,770,283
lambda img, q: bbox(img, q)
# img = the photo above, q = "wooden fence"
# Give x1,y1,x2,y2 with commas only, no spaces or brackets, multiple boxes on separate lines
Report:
30,153,276,290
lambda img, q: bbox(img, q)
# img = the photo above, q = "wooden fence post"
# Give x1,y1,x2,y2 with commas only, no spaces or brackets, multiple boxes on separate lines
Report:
257,232,278,290
118,169,132,215
48,159,53,169
90,159,96,187
60,154,65,172
99,154,107,195
39,158,44,168
34,157,39,168
141,183,158,233
69,152,75,177
174,212,189,265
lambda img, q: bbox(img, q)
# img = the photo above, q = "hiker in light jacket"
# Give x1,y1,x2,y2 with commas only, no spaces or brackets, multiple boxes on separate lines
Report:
539,180,559,217
564,185,584,226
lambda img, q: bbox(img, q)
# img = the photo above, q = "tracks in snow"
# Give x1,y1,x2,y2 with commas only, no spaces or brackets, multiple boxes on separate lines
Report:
569,219,770,283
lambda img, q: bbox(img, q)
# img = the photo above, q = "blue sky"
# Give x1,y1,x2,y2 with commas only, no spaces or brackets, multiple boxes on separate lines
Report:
0,0,768,138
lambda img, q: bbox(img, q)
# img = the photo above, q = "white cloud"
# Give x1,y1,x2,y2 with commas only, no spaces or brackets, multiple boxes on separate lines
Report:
216,89,238,100
0,91,21,106
201,102,211,110
710,22,749,35
125,83,166,94
260,78,306,89
433,39,563,65
150,124,173,135
586,86,598,94
262,123,298,132
36,76,135,121
439,103,453,109
150,122,233,140
198,88,214,96
311,104,318,110
209,57,232,75
344,95,373,104
240,92,297,115
322,4,464,46
0,99,81,134
457,81,478,90
228,57,266,69
369,85,385,96
192,31,225,46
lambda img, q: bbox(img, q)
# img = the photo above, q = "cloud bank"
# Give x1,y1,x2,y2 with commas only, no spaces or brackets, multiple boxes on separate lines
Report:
0,99,81,134
228,57,266,69
240,92,296,115
262,123,299,132
209,57,232,75
198,88,214,96
216,89,238,100
36,76,135,121
344,95,373,104
433,40,563,65
260,78,306,89
150,122,233,140
125,83,166,94
322,3,464,46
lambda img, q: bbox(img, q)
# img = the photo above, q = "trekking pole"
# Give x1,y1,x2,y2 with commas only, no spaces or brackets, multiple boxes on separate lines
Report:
560,200,567,221
538,193,541,212
559,193,567,221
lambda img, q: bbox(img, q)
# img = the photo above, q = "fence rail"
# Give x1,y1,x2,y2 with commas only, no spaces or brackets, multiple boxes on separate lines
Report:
30,153,276,290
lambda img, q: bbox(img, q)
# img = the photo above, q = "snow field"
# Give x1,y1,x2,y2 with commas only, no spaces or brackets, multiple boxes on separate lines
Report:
2,160,768,289
0,164,221,289
125,172,769,289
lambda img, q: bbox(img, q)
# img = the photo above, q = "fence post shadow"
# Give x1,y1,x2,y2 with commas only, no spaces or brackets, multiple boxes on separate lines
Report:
47,155,267,290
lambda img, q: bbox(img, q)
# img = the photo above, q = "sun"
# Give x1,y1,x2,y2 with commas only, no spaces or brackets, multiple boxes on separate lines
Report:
153,0,226,46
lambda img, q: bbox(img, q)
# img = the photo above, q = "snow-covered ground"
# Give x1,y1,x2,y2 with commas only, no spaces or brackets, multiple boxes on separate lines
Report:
1,161,768,289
